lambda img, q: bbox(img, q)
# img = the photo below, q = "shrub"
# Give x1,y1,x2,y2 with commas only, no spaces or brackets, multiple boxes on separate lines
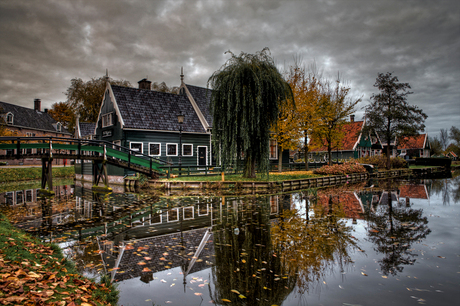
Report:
313,161,367,175
356,155,407,169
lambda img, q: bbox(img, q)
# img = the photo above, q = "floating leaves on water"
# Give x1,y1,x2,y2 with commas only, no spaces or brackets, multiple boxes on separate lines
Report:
238,294,246,299
142,267,151,272
437,256,445,259
222,299,231,302
382,276,387,278
195,292,202,296
231,289,240,294
361,272,368,276
138,261,146,265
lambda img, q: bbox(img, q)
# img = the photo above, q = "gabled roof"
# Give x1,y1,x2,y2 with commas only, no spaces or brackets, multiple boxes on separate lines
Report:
78,122,96,137
185,84,213,127
110,85,210,133
0,101,71,135
310,120,365,152
447,151,457,158
399,184,429,200
398,134,428,150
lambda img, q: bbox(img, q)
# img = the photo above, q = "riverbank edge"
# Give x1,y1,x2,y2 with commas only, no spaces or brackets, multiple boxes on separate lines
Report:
0,167,75,183
148,166,458,194
0,213,119,305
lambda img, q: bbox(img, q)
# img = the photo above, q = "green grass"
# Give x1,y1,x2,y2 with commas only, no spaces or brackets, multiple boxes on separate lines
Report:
162,171,320,182
0,213,118,305
0,166,74,183
409,165,440,169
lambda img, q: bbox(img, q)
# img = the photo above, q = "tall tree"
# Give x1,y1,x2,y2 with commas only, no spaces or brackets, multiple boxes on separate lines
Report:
66,76,131,123
429,136,443,156
363,72,427,169
440,128,449,151
279,61,323,170
208,48,292,178
449,126,460,155
48,101,75,132
313,77,361,166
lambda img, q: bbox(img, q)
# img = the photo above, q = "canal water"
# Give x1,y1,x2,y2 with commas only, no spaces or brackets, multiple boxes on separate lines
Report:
1,174,459,306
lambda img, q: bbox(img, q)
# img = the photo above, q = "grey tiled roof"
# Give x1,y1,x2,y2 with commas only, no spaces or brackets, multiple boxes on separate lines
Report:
185,84,213,127
112,85,208,133
79,122,96,137
0,101,71,134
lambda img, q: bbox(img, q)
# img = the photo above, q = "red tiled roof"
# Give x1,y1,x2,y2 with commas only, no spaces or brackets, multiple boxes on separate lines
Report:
447,151,457,158
399,184,428,199
398,134,427,150
310,121,364,152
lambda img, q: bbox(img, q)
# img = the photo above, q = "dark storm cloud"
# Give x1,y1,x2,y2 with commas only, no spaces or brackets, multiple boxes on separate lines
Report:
1,0,458,136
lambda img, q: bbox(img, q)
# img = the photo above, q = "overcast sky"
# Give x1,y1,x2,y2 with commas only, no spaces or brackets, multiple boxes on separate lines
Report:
1,0,459,137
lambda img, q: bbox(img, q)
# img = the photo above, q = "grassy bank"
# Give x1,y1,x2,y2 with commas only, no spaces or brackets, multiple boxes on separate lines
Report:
162,171,320,182
0,167,74,183
0,213,118,305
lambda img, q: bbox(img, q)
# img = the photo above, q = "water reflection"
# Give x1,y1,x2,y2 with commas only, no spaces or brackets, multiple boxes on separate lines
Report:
3,176,457,305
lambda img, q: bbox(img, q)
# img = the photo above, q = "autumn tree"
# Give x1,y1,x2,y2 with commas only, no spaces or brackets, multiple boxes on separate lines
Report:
449,126,460,156
276,61,323,171
363,72,427,169
429,136,443,156
66,76,131,124
48,101,75,132
313,76,361,166
152,81,179,94
208,48,292,178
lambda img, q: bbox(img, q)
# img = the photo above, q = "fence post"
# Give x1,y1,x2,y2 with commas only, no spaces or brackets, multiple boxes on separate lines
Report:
16,138,21,159
150,158,153,177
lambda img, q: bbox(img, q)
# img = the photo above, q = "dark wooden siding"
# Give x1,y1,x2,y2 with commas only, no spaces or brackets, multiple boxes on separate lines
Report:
123,130,212,167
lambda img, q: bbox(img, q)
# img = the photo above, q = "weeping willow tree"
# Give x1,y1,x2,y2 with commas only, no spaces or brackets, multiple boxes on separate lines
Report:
208,48,292,178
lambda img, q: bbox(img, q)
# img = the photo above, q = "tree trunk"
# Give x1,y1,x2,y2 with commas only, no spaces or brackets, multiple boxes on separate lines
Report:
243,155,256,178
386,144,391,170
304,134,309,171
278,146,283,173
327,143,333,166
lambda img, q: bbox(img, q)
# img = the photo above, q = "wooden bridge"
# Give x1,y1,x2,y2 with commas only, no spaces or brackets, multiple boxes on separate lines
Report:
0,136,172,192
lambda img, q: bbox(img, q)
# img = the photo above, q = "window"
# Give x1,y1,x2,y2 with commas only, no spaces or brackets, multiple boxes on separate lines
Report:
166,143,177,156
56,122,61,132
102,113,113,128
149,143,161,156
269,139,278,159
130,142,143,156
182,144,193,156
6,113,13,124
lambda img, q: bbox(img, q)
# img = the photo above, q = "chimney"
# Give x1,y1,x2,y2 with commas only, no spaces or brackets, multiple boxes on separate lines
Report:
138,78,152,90
34,99,41,111
350,115,355,122
44,108,48,113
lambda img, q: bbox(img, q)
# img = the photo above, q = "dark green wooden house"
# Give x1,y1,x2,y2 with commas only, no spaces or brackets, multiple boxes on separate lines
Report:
93,74,213,177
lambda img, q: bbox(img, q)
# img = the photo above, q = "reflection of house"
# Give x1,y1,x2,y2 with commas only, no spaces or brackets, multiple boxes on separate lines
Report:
309,115,382,161
318,192,365,220
0,99,72,165
399,184,429,200
397,134,431,159
446,151,457,161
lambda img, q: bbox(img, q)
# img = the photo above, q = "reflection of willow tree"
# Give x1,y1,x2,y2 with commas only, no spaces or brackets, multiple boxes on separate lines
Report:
271,194,358,295
366,191,431,276
210,196,295,306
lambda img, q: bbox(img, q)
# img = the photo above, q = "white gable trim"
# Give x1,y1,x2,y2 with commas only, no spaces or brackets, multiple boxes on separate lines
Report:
180,83,209,131
95,83,125,135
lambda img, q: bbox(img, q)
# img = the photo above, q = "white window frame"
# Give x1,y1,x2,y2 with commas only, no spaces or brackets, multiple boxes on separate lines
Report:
148,142,161,156
183,207,194,220
269,139,278,160
6,112,13,124
182,144,193,157
167,208,179,222
102,112,113,128
56,122,62,132
197,146,208,166
166,143,178,156
130,142,143,156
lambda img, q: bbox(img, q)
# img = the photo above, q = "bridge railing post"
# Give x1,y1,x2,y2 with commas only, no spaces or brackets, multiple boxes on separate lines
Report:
16,138,20,159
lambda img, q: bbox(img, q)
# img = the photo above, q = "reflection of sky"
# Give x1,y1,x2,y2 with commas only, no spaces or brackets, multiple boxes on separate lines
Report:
117,267,215,306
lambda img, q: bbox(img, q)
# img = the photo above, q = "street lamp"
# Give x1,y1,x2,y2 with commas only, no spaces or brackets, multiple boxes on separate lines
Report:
177,112,184,175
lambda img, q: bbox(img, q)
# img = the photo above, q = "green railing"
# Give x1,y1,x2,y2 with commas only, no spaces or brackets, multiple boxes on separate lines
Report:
0,136,172,176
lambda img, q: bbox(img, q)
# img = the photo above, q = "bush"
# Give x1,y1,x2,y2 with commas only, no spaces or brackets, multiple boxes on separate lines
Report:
356,155,407,169
313,161,367,175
